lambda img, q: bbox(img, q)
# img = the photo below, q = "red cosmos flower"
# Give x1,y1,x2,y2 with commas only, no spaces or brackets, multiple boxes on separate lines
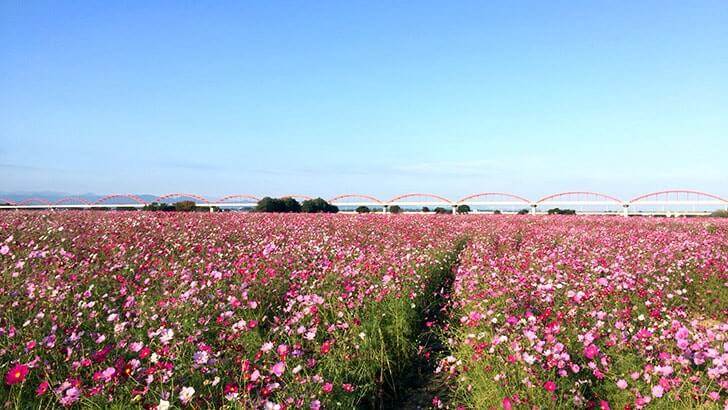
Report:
224,383,239,394
6,364,29,385
320,340,332,354
138,347,151,359
538,307,553,322
543,380,557,392
122,364,133,378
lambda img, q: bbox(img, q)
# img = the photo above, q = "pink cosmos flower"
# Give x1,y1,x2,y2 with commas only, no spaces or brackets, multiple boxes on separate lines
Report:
101,367,116,381
502,396,513,410
616,379,628,389
271,361,286,377
543,380,557,392
277,344,288,358
651,385,664,398
59,387,80,407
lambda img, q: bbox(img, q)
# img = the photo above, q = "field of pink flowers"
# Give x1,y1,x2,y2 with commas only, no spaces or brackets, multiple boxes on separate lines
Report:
439,218,728,409
1,212,726,409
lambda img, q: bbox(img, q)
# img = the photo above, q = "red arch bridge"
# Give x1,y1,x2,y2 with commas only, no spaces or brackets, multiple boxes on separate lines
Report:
1,190,726,216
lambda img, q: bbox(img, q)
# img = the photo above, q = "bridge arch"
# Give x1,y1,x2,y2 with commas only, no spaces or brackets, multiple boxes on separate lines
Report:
457,192,532,204
0,198,17,205
629,190,727,204
387,193,453,204
153,193,210,204
537,191,624,204
328,194,384,204
216,194,260,203
94,194,147,205
54,197,92,206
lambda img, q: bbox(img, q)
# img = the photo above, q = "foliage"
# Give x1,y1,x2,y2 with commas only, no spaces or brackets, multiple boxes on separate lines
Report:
548,207,577,215
710,209,728,217
434,207,449,214
300,198,338,213
281,197,302,213
456,205,471,214
142,202,174,212
255,197,301,213
355,206,370,214
388,205,403,214
174,200,197,212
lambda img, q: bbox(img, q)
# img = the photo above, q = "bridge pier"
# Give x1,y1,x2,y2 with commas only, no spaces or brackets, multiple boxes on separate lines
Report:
530,204,537,215
452,205,457,214
622,204,629,217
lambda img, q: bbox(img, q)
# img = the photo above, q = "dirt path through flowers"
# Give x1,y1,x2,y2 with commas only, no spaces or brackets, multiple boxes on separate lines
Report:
381,238,467,409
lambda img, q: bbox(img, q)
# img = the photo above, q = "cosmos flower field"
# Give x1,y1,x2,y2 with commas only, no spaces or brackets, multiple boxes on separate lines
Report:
0,212,726,409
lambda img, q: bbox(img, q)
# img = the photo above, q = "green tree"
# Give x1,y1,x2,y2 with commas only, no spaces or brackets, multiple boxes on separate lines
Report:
517,208,530,215
710,209,728,217
282,197,302,213
547,208,576,215
355,206,370,214
255,197,302,212
456,205,471,214
174,201,197,212
256,197,285,212
421,206,430,213
301,198,339,213
142,202,174,212
388,205,403,214
434,207,449,214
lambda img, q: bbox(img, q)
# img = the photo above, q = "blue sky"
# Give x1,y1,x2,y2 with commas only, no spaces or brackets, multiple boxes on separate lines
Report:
1,1,727,201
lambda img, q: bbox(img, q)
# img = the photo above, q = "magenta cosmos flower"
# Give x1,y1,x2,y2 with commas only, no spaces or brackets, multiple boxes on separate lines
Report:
584,344,599,360
6,363,29,385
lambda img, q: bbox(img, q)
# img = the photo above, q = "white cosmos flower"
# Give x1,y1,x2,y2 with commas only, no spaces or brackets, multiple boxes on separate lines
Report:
179,386,195,404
